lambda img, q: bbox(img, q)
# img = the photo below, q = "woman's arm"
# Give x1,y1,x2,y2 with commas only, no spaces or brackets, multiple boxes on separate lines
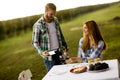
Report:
90,40,104,59
78,38,83,57
77,38,88,62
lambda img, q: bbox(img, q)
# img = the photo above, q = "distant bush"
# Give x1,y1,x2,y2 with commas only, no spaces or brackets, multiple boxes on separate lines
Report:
0,14,41,40
56,2,117,22
0,22,6,40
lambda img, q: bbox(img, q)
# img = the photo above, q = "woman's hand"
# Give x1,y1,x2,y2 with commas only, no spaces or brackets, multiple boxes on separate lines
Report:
66,58,74,64
66,57,82,64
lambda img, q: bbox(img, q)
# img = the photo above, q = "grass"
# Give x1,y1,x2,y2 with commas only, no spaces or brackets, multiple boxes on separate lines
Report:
0,32,47,80
0,3,120,80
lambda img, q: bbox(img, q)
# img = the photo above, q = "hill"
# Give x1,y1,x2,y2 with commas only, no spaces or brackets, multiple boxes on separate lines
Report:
0,2,118,40
0,2,120,80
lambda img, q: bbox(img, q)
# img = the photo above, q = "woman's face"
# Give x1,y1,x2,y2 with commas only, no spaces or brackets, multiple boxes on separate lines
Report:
83,24,89,36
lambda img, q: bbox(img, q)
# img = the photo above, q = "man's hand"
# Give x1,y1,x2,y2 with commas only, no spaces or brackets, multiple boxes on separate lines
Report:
41,51,50,57
64,48,70,58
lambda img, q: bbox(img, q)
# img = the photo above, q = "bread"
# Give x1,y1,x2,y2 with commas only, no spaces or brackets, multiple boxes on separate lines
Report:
71,66,87,73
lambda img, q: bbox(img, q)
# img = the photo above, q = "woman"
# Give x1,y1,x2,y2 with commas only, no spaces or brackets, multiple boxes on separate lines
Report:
66,20,106,63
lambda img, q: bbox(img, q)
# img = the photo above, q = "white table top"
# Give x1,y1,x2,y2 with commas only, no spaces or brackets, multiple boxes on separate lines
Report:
42,59,120,80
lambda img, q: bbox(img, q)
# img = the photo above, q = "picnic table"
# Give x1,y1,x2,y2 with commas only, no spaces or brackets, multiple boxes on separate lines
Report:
42,59,120,80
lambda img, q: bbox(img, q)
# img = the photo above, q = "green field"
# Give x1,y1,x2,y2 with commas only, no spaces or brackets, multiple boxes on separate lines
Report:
0,3,120,80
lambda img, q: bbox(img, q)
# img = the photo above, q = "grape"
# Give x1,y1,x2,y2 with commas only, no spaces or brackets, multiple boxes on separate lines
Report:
101,62,109,69
89,64,95,71
89,62,109,71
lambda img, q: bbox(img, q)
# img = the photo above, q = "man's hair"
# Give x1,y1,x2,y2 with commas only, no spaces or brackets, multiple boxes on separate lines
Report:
45,3,56,11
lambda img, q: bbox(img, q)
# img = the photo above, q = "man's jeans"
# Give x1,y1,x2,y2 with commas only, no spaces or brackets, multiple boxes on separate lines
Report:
44,49,64,71
44,59,54,71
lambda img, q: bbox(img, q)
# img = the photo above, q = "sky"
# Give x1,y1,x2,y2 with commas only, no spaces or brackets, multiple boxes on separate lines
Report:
0,0,119,21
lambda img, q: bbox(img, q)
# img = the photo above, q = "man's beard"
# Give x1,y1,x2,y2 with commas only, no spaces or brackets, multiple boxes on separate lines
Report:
46,14,54,21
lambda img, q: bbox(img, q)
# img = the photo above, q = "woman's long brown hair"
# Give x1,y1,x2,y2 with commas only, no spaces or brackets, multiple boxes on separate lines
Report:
82,20,106,53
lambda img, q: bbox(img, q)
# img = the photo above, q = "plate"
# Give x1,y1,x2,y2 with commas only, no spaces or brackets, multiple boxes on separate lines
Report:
88,68,110,73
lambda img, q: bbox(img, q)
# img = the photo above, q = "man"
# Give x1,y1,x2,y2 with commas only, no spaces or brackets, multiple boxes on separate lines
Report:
32,3,68,71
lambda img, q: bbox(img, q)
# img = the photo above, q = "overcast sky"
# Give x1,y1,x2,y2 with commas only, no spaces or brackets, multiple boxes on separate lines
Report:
0,0,119,21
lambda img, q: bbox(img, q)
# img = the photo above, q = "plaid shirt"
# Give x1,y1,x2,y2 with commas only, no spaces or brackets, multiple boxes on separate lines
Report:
32,16,67,55
78,37,104,62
